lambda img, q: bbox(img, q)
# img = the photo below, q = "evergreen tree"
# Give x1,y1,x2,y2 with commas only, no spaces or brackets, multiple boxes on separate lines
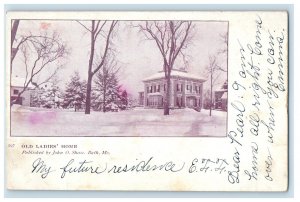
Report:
40,84,62,108
118,89,128,110
63,72,87,111
93,66,119,112
30,90,42,107
30,82,63,108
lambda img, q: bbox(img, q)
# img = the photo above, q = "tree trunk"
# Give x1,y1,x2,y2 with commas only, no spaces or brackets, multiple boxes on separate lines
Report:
11,20,20,73
85,76,92,114
102,68,106,113
85,21,95,115
209,68,213,116
11,20,19,47
103,88,106,113
164,77,171,115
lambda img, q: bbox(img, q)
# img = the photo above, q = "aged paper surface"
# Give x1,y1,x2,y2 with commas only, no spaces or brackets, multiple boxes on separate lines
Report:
6,11,288,191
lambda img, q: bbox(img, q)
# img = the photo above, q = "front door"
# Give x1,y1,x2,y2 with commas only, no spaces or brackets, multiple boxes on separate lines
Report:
187,97,196,108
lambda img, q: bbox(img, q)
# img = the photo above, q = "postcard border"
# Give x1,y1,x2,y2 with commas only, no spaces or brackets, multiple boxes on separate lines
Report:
3,3,294,198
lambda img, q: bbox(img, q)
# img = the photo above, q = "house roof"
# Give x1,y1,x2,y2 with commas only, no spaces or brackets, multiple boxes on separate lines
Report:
215,80,228,92
221,92,227,99
11,77,35,89
142,69,206,82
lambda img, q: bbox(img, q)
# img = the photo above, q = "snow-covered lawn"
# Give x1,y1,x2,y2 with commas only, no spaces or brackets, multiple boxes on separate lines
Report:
10,105,227,137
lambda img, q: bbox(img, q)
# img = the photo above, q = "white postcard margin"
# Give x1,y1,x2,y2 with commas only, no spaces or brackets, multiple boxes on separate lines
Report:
6,11,288,191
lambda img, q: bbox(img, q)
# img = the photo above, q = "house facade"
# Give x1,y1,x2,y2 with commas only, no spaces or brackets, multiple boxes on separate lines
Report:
214,80,228,111
140,69,206,109
138,92,144,106
10,77,34,106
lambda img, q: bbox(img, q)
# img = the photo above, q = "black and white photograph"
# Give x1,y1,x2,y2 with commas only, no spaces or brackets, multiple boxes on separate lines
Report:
5,10,289,192
10,19,228,137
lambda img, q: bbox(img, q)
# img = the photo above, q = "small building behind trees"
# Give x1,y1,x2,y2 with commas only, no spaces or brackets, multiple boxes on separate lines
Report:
10,76,34,106
214,80,228,111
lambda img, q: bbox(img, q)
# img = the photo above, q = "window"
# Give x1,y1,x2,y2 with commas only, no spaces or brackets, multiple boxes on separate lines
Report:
177,83,183,92
150,86,153,93
154,85,156,93
164,84,166,91
157,85,160,92
13,89,19,95
187,85,189,90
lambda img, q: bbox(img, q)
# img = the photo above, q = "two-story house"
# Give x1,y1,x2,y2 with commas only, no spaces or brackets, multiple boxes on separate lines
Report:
140,69,206,110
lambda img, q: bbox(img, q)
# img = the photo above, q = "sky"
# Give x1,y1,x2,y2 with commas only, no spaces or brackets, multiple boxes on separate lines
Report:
12,20,228,98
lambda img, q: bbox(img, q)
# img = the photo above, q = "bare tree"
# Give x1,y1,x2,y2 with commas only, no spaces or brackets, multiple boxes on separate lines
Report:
11,31,67,106
216,32,228,73
11,20,20,65
137,21,193,115
206,55,220,116
204,31,228,116
10,20,66,74
11,20,20,44
77,20,118,114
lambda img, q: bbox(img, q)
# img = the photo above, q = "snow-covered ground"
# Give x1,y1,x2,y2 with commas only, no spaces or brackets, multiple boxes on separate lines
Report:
10,105,227,137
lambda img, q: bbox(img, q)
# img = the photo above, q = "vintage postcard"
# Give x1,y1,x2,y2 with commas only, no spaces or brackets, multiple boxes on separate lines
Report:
6,11,288,191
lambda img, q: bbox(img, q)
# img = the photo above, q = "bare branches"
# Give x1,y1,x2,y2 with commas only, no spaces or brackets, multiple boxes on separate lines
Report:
172,21,192,67
137,21,193,73
76,20,92,32
77,20,118,114
92,21,118,76
137,20,193,115
11,32,66,68
207,55,217,73
94,21,107,40
37,67,60,87
217,32,228,55
20,44,29,87
11,31,68,106
216,64,227,73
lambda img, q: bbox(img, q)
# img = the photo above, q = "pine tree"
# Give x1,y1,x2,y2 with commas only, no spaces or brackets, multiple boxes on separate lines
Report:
118,89,128,110
93,66,119,112
63,72,87,111
41,84,63,108
30,82,63,108
30,90,42,107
